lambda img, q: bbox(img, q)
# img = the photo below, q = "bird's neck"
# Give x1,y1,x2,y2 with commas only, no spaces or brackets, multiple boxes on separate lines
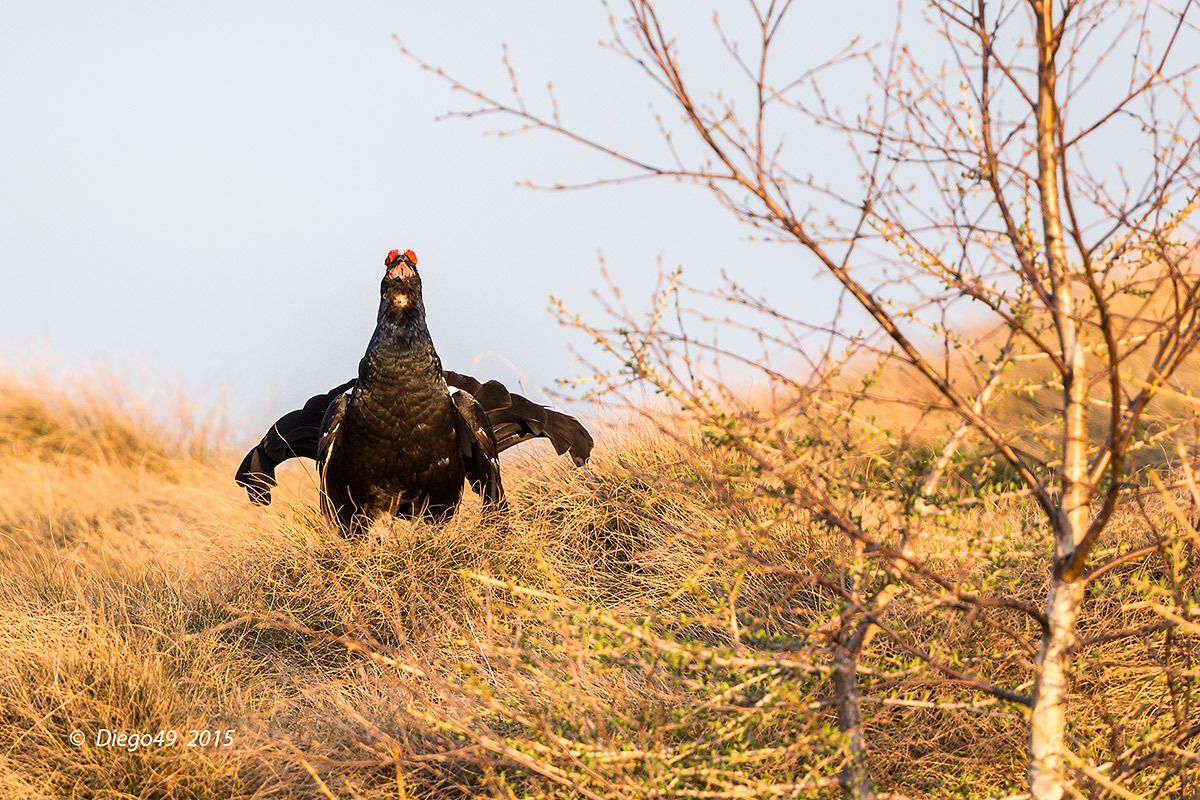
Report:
355,315,442,391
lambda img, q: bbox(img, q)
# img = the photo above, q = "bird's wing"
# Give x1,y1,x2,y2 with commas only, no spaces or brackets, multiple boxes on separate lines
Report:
444,370,483,396
450,389,507,512
316,390,349,471
444,371,594,466
316,390,351,528
235,379,355,505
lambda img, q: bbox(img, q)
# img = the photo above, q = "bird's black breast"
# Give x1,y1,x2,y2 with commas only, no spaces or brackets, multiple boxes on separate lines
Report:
320,330,466,527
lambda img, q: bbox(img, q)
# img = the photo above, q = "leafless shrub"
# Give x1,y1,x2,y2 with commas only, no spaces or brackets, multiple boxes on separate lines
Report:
400,2,1200,797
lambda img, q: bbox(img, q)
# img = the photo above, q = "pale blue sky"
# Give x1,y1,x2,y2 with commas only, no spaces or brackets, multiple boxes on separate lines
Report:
1,3,892,436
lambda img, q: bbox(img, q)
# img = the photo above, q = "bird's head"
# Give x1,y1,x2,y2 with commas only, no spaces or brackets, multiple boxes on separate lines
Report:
380,248,424,317
385,249,419,282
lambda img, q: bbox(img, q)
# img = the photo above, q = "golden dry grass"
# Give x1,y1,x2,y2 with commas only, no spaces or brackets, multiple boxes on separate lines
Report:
0,375,1197,799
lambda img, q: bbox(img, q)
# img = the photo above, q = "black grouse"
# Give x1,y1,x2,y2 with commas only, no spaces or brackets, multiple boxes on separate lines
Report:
236,248,592,533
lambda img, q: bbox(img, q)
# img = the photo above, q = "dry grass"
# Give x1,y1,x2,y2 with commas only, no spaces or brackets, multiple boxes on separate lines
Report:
0,376,1197,799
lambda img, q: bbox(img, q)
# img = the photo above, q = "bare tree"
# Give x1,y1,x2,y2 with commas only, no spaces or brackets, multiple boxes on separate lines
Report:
402,1,1200,798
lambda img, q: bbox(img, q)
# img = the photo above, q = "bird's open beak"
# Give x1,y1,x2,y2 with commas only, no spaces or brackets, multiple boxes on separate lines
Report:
387,260,415,281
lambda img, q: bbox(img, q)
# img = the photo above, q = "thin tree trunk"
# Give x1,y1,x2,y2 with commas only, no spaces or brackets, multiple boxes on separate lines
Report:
833,627,877,800
1027,2,1090,796
1029,576,1085,799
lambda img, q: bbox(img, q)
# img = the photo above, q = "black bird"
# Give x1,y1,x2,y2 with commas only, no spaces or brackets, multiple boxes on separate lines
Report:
236,248,592,533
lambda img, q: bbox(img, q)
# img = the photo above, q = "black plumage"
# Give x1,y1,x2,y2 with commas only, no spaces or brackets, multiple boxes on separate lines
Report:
235,248,592,533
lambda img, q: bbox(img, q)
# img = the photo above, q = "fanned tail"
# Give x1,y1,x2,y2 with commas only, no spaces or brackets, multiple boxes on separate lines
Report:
237,373,592,506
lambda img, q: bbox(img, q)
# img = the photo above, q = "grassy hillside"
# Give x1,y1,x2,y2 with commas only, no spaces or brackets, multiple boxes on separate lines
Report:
0,377,1196,798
